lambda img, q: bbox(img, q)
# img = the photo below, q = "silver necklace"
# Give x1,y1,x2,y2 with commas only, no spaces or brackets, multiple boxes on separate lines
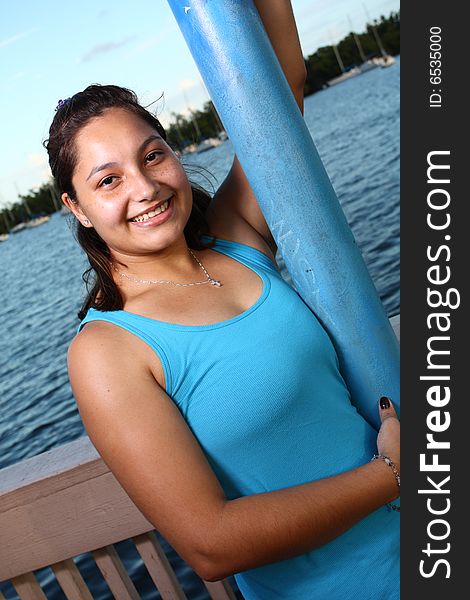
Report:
114,248,222,287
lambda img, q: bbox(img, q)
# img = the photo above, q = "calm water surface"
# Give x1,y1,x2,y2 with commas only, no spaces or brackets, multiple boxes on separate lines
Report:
0,58,399,599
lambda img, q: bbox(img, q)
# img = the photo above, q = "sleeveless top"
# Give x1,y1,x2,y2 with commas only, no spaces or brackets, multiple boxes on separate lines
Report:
79,236,399,600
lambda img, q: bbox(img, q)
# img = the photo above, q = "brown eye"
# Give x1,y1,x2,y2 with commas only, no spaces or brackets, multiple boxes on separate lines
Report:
99,176,116,187
145,150,162,163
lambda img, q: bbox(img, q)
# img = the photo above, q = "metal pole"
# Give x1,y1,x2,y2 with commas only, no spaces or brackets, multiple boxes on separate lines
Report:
167,0,399,429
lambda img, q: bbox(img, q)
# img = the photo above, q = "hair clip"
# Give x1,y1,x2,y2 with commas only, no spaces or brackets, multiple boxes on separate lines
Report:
55,98,72,112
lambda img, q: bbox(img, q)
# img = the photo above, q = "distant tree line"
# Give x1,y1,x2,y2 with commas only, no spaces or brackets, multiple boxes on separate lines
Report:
0,11,399,235
167,12,400,147
166,100,224,150
0,183,59,235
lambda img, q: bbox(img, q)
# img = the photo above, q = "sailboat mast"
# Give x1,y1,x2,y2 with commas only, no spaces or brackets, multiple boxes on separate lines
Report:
14,182,32,218
332,44,345,72
348,15,366,63
200,81,224,133
48,183,61,211
370,23,387,57
2,210,10,232
183,91,202,141
362,3,387,58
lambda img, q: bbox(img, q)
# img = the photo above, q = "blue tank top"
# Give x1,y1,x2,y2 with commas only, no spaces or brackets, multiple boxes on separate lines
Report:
79,236,399,600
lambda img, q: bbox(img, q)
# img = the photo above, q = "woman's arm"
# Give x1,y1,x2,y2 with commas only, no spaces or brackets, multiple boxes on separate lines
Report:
206,0,307,258
69,324,400,582
253,0,307,112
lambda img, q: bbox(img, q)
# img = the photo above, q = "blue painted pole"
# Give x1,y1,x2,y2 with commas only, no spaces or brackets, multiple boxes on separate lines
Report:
167,0,399,430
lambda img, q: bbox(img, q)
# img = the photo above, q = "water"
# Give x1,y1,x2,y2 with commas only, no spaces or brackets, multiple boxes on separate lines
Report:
0,59,399,598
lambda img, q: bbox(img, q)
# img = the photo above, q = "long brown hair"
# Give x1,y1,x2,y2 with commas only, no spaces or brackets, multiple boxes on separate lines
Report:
44,85,213,320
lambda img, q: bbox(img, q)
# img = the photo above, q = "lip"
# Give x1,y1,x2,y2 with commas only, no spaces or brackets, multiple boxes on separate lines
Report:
129,196,172,221
129,196,174,228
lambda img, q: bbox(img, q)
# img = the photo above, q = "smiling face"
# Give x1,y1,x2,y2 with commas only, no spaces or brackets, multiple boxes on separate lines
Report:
64,107,193,259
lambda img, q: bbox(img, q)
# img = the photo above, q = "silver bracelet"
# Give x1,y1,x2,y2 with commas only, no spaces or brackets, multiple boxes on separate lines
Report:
371,454,400,512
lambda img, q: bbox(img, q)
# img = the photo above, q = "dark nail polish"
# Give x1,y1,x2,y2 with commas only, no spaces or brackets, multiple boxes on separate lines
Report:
380,396,391,409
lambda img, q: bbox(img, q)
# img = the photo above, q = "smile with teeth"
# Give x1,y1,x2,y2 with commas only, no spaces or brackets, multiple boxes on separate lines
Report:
131,199,170,222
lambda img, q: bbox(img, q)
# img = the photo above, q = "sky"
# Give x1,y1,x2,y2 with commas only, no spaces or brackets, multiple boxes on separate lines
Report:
0,0,399,209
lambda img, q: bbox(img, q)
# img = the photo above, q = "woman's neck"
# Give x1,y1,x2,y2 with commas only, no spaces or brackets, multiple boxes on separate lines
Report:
110,236,205,287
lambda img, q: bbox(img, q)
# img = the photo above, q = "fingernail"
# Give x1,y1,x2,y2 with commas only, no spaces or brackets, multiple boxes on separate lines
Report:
380,396,391,409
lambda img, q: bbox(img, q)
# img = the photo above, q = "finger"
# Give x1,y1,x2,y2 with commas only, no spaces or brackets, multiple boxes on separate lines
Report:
378,396,397,422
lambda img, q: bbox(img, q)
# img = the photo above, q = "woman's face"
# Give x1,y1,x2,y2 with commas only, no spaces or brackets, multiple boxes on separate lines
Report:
65,107,193,259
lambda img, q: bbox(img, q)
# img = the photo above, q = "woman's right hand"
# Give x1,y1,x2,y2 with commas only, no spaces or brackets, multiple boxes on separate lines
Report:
376,397,400,473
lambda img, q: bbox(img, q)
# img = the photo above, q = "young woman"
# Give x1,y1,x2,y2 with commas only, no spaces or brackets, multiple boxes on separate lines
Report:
45,2,400,598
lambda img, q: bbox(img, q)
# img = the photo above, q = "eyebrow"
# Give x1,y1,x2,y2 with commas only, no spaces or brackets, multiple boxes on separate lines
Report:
86,134,163,181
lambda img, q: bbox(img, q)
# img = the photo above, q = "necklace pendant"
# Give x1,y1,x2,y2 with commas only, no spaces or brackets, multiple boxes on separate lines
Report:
210,279,222,287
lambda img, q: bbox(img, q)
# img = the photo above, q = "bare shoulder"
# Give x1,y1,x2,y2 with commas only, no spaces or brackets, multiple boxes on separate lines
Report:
68,320,140,374
69,320,124,356
68,320,165,400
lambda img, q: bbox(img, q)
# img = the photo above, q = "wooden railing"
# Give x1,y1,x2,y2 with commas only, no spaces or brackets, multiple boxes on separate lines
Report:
0,316,399,599
0,434,237,600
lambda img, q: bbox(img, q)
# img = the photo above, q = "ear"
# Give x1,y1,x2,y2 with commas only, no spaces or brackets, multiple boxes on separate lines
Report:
61,193,93,228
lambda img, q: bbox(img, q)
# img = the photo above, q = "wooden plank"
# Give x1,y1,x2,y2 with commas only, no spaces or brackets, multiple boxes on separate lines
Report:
51,559,93,600
11,572,47,600
0,437,101,498
133,532,187,600
0,450,154,579
92,545,140,600
203,579,238,600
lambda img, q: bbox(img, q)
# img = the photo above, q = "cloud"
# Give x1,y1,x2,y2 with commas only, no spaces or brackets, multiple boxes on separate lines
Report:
178,79,198,92
28,154,48,167
127,35,163,57
126,17,175,58
79,36,136,63
0,28,37,50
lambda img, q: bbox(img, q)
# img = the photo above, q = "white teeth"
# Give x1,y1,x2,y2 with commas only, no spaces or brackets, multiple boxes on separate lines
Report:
132,200,169,222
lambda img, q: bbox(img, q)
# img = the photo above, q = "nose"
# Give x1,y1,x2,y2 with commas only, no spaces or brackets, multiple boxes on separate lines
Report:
129,168,160,203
